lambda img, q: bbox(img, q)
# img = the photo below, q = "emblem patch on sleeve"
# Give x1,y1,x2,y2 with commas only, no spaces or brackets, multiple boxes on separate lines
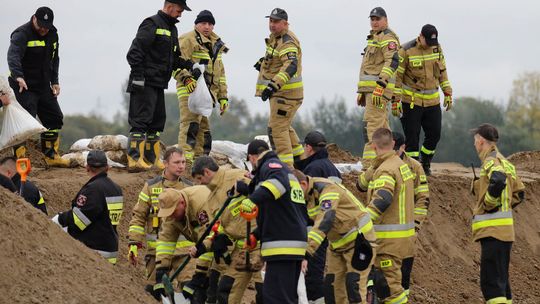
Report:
388,41,397,50
198,211,209,224
76,194,87,207
321,200,332,210
268,162,283,169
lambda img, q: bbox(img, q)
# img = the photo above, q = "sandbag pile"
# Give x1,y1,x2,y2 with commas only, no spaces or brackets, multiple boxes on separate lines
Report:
63,135,128,168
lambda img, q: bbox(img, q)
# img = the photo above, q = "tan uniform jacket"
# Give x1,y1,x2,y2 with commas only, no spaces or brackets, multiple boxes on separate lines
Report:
357,28,400,96
306,177,375,256
255,29,303,100
366,152,415,259
128,174,193,255
155,186,212,269
176,29,228,102
471,146,525,242
402,154,430,227
395,38,452,107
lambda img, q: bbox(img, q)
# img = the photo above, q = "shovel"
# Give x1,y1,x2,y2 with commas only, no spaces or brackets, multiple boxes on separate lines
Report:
16,158,31,196
237,205,258,272
161,195,236,304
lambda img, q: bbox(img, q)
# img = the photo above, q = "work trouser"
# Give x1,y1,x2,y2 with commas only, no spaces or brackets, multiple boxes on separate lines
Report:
9,78,63,129
178,96,211,161
268,96,303,167
325,247,373,304
400,257,414,296
374,254,408,304
400,103,441,159
207,257,228,304
480,237,513,304
217,246,264,304
128,86,166,133
145,252,196,290
264,260,302,304
361,93,389,164
305,239,327,301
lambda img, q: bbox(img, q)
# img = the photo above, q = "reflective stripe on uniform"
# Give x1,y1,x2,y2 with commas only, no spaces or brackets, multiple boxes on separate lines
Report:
308,230,325,245
106,196,124,226
319,192,340,202
374,222,415,239
384,290,408,304
414,207,428,215
192,51,211,60
366,39,398,48
472,211,513,231
155,28,171,36
96,250,118,264
308,205,321,217
261,240,306,257
406,151,419,158
219,76,226,84
138,191,150,202
177,86,189,99
402,84,440,100
73,207,92,231
357,74,396,89
176,235,195,248
277,153,294,164
199,252,214,262
38,196,45,205
415,184,429,195
256,76,303,91
292,144,304,157
27,40,46,47
440,80,451,89
421,146,436,155
261,178,287,200
486,297,508,304
330,213,373,249
156,241,176,256
129,225,145,235
278,47,298,56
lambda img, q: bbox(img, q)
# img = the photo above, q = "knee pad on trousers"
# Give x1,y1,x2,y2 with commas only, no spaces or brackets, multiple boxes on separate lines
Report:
373,268,390,300
187,122,200,149
401,257,414,291
267,126,276,150
323,274,336,304
362,121,369,142
217,275,234,304
255,282,264,304
206,269,221,304
203,131,212,155
346,272,362,303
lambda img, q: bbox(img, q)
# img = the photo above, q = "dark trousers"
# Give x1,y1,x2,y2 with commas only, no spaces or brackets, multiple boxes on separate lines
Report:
401,257,414,292
480,237,512,302
9,78,63,129
400,104,441,155
264,260,302,304
128,86,165,133
305,239,327,301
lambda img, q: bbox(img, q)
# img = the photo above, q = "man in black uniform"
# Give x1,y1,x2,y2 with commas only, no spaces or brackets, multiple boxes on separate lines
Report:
7,7,71,167
126,0,194,172
52,150,123,264
240,139,308,303
0,156,47,215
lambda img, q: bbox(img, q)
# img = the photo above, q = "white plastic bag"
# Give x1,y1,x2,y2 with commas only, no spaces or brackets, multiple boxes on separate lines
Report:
0,101,47,150
70,138,92,151
188,64,213,117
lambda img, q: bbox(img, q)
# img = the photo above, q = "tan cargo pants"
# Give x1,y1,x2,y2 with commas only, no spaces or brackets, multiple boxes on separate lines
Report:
268,96,304,167
375,254,408,304
360,92,389,166
178,96,211,161
145,252,196,290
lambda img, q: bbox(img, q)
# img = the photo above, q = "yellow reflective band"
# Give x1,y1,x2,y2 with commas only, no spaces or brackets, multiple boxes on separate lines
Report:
400,165,414,181
156,241,176,256
73,213,87,230
359,219,374,234
440,81,451,88
419,175,427,183
38,196,45,205
279,47,298,56
176,240,195,248
292,145,304,157
155,28,171,36
308,205,320,217
308,231,325,245
486,297,508,304
147,240,157,248
367,39,398,48
414,208,428,215
415,185,429,194
129,225,145,235
138,192,150,202
53,42,57,49
385,290,408,304
278,153,294,164
219,76,226,83
409,53,440,62
192,52,211,60
421,146,435,155
377,175,396,187
319,192,340,201
276,72,290,83
368,208,380,221
261,181,284,200
261,247,306,257
281,81,303,90
381,67,395,78
107,258,117,264
399,186,406,224
27,40,46,47
199,252,214,262
484,192,501,207
359,174,369,188
403,88,440,100
375,228,415,239
406,151,419,157
472,218,513,231
396,67,405,74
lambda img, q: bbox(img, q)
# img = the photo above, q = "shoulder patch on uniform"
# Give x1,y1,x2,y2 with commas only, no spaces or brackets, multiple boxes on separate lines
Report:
147,175,164,186
198,210,209,225
282,33,293,43
403,40,417,51
287,52,297,60
388,41,397,50
268,162,283,169
383,29,390,35
320,200,332,210
76,194,87,207
433,47,439,53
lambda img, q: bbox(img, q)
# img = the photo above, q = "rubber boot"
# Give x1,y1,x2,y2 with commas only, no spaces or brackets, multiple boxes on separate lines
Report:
127,132,151,172
145,133,164,170
420,151,433,176
13,143,27,158
41,130,74,168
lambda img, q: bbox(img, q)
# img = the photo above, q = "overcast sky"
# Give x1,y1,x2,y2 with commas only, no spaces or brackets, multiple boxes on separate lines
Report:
1,0,539,120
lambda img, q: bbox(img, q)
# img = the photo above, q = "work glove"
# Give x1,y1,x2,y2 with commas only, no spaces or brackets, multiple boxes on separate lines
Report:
240,198,257,214
182,272,208,299
261,82,279,101
391,99,402,117
357,93,366,107
254,57,264,71
443,93,453,111
191,67,202,80
131,77,145,93
152,268,168,301
219,98,229,115
184,77,197,93
371,83,386,108
211,234,233,264
235,180,250,196
128,242,142,266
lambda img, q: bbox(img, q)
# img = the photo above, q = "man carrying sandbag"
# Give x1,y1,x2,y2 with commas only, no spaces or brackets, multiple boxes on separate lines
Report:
7,7,72,167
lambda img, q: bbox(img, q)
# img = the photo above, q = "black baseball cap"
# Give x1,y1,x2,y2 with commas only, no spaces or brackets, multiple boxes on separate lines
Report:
266,8,288,21
392,132,406,151
167,0,192,11
369,7,387,18
471,123,499,142
421,24,439,46
87,150,108,168
195,10,215,25
304,131,327,147
247,139,270,158
35,7,54,29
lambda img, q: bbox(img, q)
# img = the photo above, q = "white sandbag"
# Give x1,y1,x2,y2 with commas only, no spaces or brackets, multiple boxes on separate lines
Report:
62,151,125,168
70,138,92,151
210,140,249,170
87,135,128,151
253,135,271,147
335,161,363,174
188,64,213,117
105,150,127,165
297,271,309,304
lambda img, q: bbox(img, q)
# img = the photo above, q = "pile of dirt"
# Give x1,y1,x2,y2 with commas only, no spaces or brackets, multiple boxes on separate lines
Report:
508,150,540,172
327,143,360,163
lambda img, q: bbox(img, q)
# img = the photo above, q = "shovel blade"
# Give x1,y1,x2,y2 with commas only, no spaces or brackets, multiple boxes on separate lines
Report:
174,292,191,304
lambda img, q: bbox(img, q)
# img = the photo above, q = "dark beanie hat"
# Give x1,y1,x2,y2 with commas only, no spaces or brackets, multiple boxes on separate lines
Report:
195,10,215,25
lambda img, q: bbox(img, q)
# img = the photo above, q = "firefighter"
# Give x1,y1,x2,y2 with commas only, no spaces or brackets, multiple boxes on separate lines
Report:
190,156,263,304
127,147,194,293
239,139,308,303
393,24,453,175
177,10,230,163
153,185,212,300
360,128,415,304
7,7,72,167
295,169,375,304
470,124,525,304
356,7,400,167
125,0,193,172
52,150,123,264
0,156,47,215
255,8,304,168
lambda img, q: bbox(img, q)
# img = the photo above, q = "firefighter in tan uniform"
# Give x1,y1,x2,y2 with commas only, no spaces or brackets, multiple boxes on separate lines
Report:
153,185,212,300
127,147,195,293
190,156,263,303
393,24,453,175
176,10,229,162
356,7,400,166
255,8,304,168
295,170,376,304
471,124,525,304
361,128,415,304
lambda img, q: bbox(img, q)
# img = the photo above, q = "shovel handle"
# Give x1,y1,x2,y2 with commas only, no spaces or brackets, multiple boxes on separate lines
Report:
16,158,31,182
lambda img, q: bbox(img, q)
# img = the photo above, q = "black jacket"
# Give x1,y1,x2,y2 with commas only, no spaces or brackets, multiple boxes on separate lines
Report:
249,151,307,261
8,20,59,88
126,11,192,89
295,148,342,181
58,172,122,253
12,173,47,215
0,174,17,193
